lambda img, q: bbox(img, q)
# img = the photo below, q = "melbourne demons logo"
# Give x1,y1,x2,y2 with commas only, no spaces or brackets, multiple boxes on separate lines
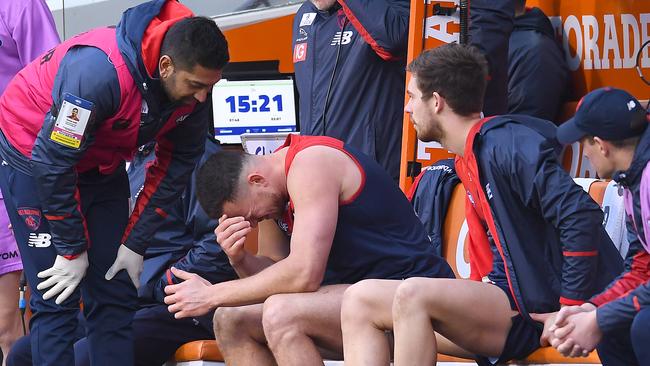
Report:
17,207,42,231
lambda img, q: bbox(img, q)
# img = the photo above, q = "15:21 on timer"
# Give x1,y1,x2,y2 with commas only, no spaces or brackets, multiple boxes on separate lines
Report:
225,95,284,113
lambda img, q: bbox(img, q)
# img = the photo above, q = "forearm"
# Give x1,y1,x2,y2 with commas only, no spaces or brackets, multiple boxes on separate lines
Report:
230,252,276,278
208,257,317,307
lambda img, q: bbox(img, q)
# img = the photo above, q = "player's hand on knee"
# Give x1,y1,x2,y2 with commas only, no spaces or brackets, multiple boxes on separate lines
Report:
105,245,143,289
215,215,251,265
37,251,89,304
164,267,213,318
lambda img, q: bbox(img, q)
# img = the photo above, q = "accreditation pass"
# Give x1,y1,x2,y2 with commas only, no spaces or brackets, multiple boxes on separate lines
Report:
50,93,93,149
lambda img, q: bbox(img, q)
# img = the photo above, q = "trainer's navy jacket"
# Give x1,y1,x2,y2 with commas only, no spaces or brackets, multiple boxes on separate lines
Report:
277,135,454,284
292,0,409,180
590,126,650,333
129,138,237,304
469,0,515,116
508,7,569,122
455,115,622,317
0,0,211,257
407,159,460,256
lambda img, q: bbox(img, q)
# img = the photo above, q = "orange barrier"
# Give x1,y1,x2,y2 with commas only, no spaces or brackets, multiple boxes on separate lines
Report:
174,340,223,362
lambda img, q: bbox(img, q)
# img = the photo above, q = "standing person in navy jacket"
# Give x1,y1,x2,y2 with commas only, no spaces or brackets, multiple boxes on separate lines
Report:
292,0,409,181
6,136,239,366
340,44,621,366
507,0,569,122
551,88,650,366
0,0,229,364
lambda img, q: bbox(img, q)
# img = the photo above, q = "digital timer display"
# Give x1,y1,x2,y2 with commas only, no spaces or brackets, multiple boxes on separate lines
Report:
212,78,297,144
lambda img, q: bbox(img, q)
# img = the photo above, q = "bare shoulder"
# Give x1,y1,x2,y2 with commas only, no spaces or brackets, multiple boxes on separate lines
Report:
287,146,361,202
288,145,349,180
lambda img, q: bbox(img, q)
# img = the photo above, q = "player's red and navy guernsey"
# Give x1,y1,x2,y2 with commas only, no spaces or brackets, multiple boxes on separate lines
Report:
292,0,409,180
276,135,454,284
454,115,622,363
455,115,622,315
0,1,211,365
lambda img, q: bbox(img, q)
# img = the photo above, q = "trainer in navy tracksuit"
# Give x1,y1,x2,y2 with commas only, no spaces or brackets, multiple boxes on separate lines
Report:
589,125,650,366
7,137,239,366
292,0,409,181
507,6,569,122
407,159,460,256
455,115,622,363
0,1,214,365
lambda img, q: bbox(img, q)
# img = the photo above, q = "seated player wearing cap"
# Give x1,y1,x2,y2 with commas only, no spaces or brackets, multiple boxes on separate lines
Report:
553,87,650,366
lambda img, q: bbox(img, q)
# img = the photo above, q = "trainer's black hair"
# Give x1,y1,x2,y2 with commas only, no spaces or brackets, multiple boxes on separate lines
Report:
161,17,229,71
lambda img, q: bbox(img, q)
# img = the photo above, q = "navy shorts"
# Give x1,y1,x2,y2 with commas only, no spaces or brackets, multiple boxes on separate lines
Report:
475,283,543,365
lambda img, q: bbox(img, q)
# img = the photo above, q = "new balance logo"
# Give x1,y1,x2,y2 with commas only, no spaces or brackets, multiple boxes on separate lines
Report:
331,31,353,46
28,233,51,248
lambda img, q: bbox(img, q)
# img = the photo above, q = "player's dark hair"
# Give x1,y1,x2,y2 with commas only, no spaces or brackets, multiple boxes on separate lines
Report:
196,150,248,219
161,17,229,71
407,43,488,116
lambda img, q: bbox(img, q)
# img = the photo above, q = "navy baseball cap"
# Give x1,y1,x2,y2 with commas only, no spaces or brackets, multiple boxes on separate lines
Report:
557,87,649,144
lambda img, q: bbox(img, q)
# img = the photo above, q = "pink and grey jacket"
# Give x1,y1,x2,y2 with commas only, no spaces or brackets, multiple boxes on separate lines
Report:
591,125,650,333
0,0,212,257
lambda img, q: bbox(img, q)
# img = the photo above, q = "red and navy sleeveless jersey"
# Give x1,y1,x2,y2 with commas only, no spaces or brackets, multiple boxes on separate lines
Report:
278,135,453,284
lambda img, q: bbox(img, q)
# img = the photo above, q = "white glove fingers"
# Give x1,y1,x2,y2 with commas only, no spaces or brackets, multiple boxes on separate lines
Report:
37,268,56,279
36,275,61,291
105,265,117,281
55,284,78,305
42,280,68,300
128,269,141,289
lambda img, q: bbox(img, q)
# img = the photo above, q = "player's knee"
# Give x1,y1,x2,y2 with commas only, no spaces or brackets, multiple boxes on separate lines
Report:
392,278,429,319
341,280,382,323
262,295,301,346
213,306,252,343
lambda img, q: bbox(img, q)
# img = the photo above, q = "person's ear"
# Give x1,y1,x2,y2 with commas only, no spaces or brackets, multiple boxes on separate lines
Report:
431,92,444,113
247,173,266,187
593,137,610,157
159,55,174,79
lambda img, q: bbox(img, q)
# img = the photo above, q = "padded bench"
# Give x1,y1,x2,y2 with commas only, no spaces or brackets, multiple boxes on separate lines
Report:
169,178,622,366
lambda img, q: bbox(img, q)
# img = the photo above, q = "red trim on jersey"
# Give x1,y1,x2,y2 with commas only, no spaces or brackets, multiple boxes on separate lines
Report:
456,117,524,314
63,254,80,260
280,135,366,206
560,297,585,306
633,296,641,311
44,214,70,220
74,188,91,248
155,208,168,218
122,138,174,244
337,1,399,61
591,251,650,306
407,169,427,202
166,269,173,285
563,250,598,257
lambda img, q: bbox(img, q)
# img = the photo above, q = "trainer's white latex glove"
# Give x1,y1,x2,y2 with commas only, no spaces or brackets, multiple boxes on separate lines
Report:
37,252,89,305
105,245,143,289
